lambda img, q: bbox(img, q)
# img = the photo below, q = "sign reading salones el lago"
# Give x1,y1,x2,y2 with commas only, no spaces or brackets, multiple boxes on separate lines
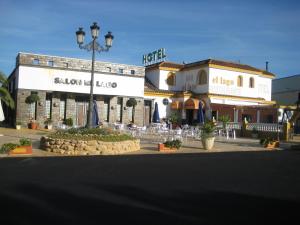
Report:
143,48,166,65
54,77,117,88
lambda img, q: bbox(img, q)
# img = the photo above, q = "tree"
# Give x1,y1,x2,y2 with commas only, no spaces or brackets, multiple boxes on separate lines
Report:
0,71,15,109
126,98,137,123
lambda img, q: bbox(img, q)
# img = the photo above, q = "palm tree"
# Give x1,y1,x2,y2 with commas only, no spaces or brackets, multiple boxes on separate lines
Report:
0,71,15,109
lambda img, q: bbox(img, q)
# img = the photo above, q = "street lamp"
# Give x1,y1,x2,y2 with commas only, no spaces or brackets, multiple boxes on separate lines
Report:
76,22,114,128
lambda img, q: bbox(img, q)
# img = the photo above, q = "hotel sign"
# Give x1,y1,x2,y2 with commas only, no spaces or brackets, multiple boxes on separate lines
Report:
143,48,166,65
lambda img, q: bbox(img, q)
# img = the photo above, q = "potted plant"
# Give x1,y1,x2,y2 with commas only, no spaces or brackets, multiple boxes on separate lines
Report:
16,121,22,130
201,120,216,150
252,127,259,138
25,93,40,129
260,137,280,149
158,139,182,151
0,138,32,155
44,118,53,130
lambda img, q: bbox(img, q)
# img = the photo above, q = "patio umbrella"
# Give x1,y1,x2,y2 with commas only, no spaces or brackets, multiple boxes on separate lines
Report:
0,99,5,122
197,101,204,124
92,100,100,127
152,102,160,123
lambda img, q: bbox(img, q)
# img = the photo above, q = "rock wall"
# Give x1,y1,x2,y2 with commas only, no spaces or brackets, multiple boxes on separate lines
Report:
40,137,140,155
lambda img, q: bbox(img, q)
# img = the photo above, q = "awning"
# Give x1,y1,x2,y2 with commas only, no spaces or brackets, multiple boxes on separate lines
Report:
171,101,183,109
185,98,200,109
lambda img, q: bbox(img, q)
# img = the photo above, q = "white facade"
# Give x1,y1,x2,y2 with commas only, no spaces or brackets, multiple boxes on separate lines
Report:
144,95,173,119
208,68,272,101
17,66,144,98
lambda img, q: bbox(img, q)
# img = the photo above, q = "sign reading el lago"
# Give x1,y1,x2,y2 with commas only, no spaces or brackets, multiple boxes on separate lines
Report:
54,77,117,88
143,48,166,65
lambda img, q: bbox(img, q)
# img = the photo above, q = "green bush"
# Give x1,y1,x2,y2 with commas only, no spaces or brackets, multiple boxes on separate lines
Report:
164,139,182,149
25,94,40,104
19,138,32,146
126,98,137,107
0,143,19,154
260,137,277,146
64,118,73,126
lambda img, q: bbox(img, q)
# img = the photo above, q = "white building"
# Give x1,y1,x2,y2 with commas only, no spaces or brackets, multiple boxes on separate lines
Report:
144,60,277,125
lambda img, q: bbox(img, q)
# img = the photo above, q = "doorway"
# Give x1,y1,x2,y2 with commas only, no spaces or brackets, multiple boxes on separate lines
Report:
186,109,194,125
76,101,88,127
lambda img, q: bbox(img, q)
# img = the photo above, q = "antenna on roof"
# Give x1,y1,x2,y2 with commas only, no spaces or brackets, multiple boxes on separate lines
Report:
266,61,269,72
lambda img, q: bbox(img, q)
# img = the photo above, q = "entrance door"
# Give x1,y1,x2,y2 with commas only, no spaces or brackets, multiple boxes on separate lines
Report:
186,109,194,125
144,100,152,126
76,101,88,127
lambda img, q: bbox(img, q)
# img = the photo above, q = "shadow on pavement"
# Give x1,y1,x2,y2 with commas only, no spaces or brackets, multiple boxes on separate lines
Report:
0,182,298,225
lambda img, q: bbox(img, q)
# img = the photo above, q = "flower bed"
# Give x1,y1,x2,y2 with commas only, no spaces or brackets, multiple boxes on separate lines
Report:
40,127,140,155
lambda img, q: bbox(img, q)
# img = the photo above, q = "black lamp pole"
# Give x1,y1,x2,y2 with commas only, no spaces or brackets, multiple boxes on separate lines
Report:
76,22,114,128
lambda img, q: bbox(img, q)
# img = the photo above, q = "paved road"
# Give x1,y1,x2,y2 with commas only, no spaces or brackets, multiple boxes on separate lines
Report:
0,151,300,225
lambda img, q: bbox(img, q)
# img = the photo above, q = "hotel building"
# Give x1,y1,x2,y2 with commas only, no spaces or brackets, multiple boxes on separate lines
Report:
7,52,278,127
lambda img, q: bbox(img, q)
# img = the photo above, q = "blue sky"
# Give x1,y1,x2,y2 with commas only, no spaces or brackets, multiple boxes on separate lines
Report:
0,0,299,78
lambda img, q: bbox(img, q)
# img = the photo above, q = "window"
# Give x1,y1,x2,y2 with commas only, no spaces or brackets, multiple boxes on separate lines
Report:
130,70,135,75
166,72,176,86
107,67,112,72
237,76,243,87
249,77,255,88
64,62,69,68
33,59,39,65
47,60,54,67
198,70,207,85
119,68,124,74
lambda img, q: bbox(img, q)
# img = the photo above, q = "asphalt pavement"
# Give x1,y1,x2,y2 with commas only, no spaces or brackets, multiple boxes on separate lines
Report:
0,151,300,225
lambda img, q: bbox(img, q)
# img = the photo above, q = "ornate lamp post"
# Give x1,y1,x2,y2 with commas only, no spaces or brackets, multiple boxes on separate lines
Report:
76,22,114,128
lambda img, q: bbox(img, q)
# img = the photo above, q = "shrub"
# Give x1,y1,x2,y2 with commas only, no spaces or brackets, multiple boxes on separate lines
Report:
126,98,137,107
252,127,259,134
164,139,182,149
25,93,40,104
19,138,32,146
64,118,73,127
0,143,19,154
260,137,276,146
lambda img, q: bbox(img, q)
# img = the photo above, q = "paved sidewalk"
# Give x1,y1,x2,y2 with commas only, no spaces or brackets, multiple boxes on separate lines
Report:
0,127,298,157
